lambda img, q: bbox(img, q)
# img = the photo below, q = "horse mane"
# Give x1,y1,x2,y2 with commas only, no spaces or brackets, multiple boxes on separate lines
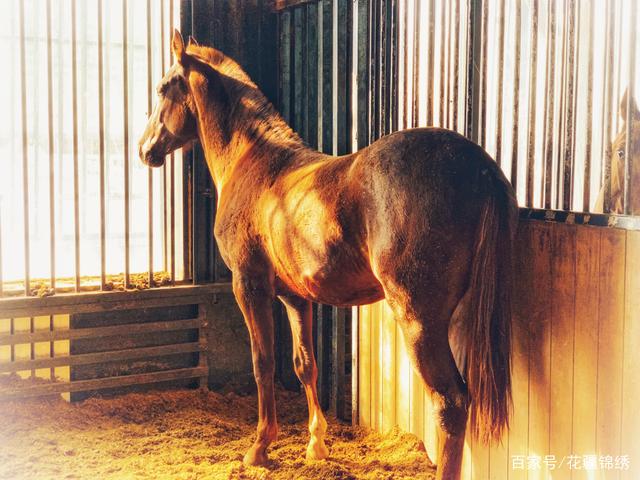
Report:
185,44,304,153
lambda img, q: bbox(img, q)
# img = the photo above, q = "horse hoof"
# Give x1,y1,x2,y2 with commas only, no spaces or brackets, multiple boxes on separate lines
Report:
306,439,329,461
243,446,269,467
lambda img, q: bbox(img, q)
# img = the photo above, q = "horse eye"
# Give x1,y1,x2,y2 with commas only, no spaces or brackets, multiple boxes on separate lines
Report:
617,149,625,158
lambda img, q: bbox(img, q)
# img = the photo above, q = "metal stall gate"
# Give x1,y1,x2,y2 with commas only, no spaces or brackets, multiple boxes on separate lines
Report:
273,0,640,478
0,0,285,401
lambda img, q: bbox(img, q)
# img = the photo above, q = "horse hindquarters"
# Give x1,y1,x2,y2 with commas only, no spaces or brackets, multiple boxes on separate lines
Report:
374,182,516,479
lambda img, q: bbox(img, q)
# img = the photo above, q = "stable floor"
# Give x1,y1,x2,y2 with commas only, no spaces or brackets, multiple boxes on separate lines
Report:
0,384,434,480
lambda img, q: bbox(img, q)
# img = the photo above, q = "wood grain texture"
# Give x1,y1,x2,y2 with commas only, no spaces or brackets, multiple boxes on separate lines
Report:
356,219,640,477
549,223,576,480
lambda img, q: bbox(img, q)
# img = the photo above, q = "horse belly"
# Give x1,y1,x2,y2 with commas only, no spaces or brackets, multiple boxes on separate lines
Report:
276,252,385,307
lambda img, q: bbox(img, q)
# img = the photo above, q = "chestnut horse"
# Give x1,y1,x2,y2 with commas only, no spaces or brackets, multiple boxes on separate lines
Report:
595,90,640,214
139,30,518,480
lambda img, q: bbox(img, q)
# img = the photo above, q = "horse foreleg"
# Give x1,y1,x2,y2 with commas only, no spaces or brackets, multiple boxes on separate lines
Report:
233,273,278,467
279,294,329,461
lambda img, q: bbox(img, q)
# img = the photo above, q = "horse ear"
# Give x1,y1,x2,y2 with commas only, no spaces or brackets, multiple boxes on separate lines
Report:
172,29,185,63
619,88,640,123
187,36,199,47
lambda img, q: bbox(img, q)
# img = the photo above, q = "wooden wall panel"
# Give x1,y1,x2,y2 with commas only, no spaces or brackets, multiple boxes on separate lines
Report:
357,219,640,478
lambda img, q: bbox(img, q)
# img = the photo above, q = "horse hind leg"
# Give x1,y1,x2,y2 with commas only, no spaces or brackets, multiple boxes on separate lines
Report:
279,294,330,461
380,268,469,480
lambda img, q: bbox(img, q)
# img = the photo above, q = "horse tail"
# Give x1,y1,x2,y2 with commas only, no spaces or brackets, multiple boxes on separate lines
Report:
464,171,517,445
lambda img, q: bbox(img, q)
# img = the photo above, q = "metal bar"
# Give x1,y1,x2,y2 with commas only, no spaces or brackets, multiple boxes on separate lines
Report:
554,0,567,209
466,0,482,141
321,0,333,152
170,0,176,284
582,0,594,212
602,0,616,212
307,3,319,149
147,0,154,287
426,0,435,125
72,0,80,292
375,0,384,138
351,306,359,425
494,0,505,164
0,367,208,401
401,0,408,129
525,0,539,207
439,0,447,127
0,318,201,346
19,0,30,296
390,0,399,133
0,342,203,374
161,0,168,274
293,7,303,133
623,0,637,214
562,0,576,211
479,0,488,144
98,0,106,290
356,0,370,148
543,0,557,209
331,306,346,419
452,0,460,132
46,0,55,293
411,0,420,127
509,0,522,188
122,0,131,289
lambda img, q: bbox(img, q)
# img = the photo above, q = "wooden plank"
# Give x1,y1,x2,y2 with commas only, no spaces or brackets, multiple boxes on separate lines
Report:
527,222,552,463
371,301,381,431
549,223,576,480
0,342,202,373
358,303,371,427
381,300,396,431
596,229,625,460
0,318,199,345
395,313,411,433
509,221,533,480
331,306,346,419
351,306,359,425
271,0,316,12
320,0,332,154
0,366,208,400
572,226,600,460
279,10,292,123
621,231,640,479
0,284,231,318
306,3,319,149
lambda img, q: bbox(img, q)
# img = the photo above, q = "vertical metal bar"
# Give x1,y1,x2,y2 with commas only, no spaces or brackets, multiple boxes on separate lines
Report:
390,0,399,133
494,0,505,165
293,7,303,134
452,0,460,132
554,0,567,209
582,0,594,212
562,0,576,211
509,0,522,188
321,0,333,153
72,0,80,292
623,0,637,214
46,0,55,292
439,0,447,127
401,0,409,129
147,0,154,286
466,0,482,142
602,0,616,212
426,0,435,125
451,0,460,131
161,0,168,273
411,0,420,127
331,306,346,420
543,0,557,209
19,0,30,296
123,0,131,288
98,0,106,290
357,0,370,148
170,0,176,284
376,0,385,138
525,0,539,207
307,4,319,149
478,0,488,145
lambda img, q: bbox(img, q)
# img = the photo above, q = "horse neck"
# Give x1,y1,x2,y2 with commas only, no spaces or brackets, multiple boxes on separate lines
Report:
191,75,317,193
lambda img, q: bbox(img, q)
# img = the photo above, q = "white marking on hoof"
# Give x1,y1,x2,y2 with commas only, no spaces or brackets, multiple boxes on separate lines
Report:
306,437,329,461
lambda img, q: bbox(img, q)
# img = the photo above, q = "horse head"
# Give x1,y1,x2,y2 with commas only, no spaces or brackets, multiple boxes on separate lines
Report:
138,30,199,167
